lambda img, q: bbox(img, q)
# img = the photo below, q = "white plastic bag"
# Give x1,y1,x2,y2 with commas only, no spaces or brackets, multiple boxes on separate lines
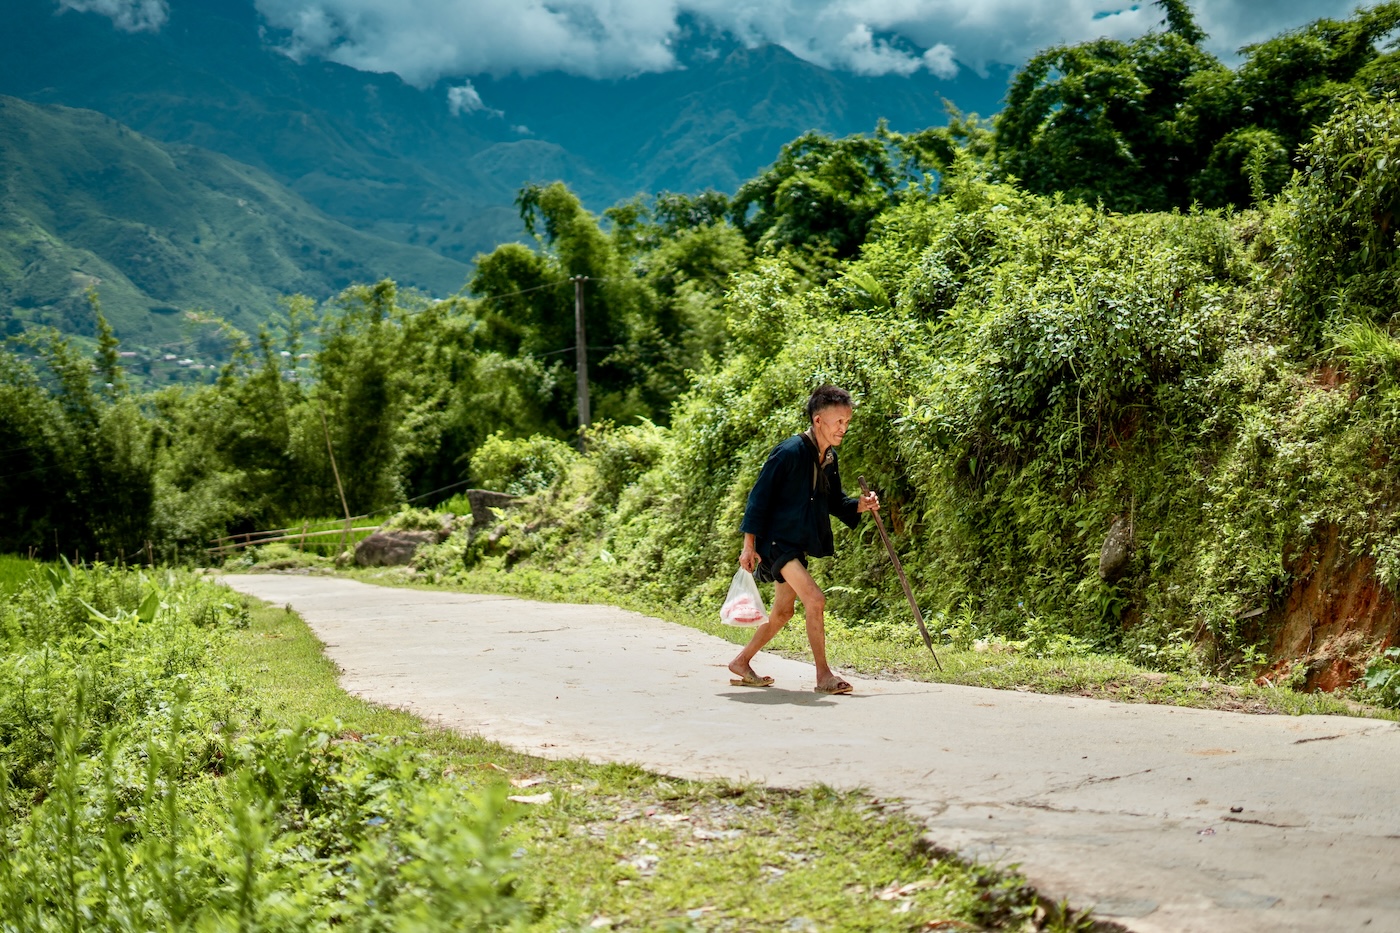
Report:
720,567,768,627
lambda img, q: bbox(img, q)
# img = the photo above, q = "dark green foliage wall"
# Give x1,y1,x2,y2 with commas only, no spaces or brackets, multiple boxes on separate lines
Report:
0,305,154,560
476,96,1400,674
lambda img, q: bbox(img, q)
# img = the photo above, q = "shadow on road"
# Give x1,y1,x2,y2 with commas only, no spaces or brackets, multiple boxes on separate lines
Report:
718,688,871,706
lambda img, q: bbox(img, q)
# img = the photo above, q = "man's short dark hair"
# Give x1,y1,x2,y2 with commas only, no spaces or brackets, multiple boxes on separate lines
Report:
806,384,853,421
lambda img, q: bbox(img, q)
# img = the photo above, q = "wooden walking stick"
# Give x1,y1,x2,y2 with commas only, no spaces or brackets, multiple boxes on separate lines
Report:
859,476,942,671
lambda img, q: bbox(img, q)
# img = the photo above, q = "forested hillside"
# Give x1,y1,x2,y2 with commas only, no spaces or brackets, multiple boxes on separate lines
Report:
0,95,471,350
6,1,1400,687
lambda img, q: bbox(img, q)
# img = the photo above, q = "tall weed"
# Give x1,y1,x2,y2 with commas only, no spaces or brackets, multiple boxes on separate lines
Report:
0,563,524,930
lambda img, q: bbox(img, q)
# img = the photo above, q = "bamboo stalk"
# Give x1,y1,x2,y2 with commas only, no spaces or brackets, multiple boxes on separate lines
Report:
205,526,381,555
209,513,376,546
859,476,942,670
209,529,290,545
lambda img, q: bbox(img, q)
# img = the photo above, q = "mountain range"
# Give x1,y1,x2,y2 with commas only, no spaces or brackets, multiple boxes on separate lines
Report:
1,0,1012,346
0,94,471,349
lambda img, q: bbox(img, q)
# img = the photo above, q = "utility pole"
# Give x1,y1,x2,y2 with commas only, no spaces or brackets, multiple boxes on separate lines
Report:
573,275,591,449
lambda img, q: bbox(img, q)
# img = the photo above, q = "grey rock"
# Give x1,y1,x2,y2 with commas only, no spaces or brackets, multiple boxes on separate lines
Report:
1098,516,1133,581
354,530,439,567
464,489,516,529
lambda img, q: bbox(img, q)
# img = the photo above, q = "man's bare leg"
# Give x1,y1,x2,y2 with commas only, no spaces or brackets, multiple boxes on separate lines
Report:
778,560,849,692
729,581,796,682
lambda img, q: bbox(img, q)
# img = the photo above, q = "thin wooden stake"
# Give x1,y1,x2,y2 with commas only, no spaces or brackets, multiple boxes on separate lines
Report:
319,405,353,556
859,476,942,671
573,275,591,451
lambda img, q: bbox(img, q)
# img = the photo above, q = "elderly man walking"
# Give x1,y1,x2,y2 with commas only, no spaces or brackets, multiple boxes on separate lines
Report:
729,385,879,695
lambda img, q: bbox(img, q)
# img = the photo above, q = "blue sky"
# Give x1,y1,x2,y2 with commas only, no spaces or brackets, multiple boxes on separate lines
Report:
60,0,1370,84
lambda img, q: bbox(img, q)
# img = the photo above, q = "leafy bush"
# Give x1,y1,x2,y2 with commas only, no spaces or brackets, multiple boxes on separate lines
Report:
381,505,452,533
1285,95,1400,335
584,419,668,507
0,561,244,793
470,432,579,496
1362,647,1400,708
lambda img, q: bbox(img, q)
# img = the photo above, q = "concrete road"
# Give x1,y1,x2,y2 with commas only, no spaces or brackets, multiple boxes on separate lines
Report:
221,574,1400,932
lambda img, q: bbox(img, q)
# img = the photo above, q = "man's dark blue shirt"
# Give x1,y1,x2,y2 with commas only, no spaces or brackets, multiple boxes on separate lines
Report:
740,433,860,564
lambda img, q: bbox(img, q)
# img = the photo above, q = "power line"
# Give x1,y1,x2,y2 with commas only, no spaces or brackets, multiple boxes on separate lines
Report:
465,278,574,307
535,344,622,358
399,277,573,319
463,273,634,307
363,478,478,517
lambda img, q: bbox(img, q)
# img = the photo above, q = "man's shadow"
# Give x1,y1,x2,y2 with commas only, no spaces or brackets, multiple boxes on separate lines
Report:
719,687,868,706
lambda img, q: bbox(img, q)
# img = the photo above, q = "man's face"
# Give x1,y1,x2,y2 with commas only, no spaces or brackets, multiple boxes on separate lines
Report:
813,404,853,447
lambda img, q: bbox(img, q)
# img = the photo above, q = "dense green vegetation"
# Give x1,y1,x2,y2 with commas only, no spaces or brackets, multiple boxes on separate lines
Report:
0,559,1081,931
438,117,1400,680
7,2,1400,684
0,562,519,930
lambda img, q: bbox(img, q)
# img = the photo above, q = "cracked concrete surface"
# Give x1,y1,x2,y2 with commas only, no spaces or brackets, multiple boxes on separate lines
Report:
221,574,1400,932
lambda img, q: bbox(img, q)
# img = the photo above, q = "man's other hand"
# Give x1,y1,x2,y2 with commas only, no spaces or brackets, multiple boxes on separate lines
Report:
739,541,760,573
858,490,880,514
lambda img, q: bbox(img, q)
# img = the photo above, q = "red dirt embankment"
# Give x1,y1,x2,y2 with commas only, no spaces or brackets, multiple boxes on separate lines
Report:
1258,523,1399,691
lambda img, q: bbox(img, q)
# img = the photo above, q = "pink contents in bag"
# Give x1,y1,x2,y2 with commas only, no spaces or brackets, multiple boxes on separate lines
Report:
721,593,766,625
720,568,768,626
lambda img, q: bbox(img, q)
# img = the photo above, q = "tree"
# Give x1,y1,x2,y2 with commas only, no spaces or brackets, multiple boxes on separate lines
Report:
0,322,153,560
314,280,414,515
995,1,1400,211
1183,3,1400,206
994,1,1222,211
1156,0,1206,46
883,107,995,177
475,182,704,427
730,132,903,261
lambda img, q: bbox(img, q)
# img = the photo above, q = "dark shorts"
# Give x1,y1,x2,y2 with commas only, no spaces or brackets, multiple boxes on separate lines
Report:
756,549,807,585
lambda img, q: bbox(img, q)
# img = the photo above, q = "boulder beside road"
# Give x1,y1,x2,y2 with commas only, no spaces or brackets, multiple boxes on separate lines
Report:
352,491,516,567
353,530,440,567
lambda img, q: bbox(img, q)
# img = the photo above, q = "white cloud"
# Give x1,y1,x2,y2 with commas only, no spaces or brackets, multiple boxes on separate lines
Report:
249,0,1368,84
58,0,168,32
447,81,489,115
254,0,680,84
922,43,958,79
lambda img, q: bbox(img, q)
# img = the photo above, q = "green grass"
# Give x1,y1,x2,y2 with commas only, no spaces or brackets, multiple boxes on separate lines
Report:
332,562,1393,720
223,594,1097,931
0,554,44,593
